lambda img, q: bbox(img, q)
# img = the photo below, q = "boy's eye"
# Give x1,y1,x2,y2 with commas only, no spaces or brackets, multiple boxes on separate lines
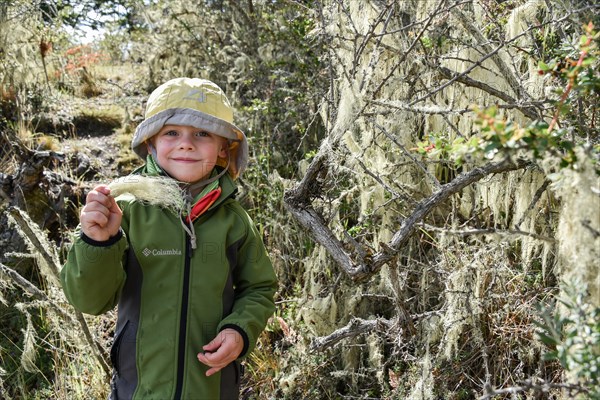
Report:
164,130,178,136
195,130,209,137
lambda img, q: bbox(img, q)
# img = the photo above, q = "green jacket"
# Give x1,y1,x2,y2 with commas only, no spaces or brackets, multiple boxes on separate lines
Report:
61,168,277,400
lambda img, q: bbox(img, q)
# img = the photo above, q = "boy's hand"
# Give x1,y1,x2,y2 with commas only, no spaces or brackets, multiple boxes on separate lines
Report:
80,185,122,242
197,328,244,377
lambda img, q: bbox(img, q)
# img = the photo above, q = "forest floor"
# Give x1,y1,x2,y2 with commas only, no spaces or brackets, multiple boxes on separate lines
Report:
42,66,147,184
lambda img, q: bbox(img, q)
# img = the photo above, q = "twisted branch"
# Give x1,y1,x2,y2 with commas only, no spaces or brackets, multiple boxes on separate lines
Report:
285,157,529,282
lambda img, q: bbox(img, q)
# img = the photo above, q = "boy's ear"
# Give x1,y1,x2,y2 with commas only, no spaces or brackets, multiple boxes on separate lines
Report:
145,139,154,152
218,140,229,159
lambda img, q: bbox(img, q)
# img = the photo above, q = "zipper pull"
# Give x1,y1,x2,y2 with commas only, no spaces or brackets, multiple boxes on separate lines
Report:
182,189,197,251
188,223,197,251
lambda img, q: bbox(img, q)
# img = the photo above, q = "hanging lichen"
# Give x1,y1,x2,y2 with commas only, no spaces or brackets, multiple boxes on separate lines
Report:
552,151,600,306
287,0,597,398
16,304,37,373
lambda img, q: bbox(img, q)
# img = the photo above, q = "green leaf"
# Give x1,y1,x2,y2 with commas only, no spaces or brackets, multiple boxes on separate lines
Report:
581,56,596,66
538,332,559,347
543,350,558,361
538,60,550,72
483,142,500,153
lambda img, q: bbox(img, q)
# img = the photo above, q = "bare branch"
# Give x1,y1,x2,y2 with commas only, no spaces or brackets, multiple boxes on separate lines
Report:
409,6,599,108
352,2,394,86
354,157,403,200
310,316,394,351
373,122,442,190
451,6,526,100
285,157,529,282
417,223,557,243
435,65,540,120
368,159,530,276
409,40,507,107
369,99,472,115
283,199,363,275
581,219,600,239
8,207,60,280
311,310,444,352
0,262,63,313
366,0,447,101
5,207,112,378
479,379,590,400
514,179,551,229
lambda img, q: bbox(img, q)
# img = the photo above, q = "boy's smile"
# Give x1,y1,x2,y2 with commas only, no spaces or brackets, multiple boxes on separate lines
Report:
150,124,227,183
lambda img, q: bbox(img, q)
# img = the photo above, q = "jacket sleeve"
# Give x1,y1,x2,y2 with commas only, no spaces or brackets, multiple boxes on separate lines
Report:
60,228,128,315
217,210,278,357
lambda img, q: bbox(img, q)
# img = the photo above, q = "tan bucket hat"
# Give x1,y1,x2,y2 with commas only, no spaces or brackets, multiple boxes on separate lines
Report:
132,78,248,179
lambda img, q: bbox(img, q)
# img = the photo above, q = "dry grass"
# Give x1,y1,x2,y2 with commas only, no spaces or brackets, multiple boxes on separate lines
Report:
0,207,112,398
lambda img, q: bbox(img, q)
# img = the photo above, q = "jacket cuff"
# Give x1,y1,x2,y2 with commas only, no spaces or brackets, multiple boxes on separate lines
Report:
220,324,249,358
80,229,123,247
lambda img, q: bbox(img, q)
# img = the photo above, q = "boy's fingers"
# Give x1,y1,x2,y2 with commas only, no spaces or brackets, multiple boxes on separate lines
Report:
198,349,225,364
198,361,226,377
197,353,224,376
202,338,221,352
80,185,122,241
92,184,111,194
86,184,110,198
86,193,112,208
197,346,234,376
197,329,243,376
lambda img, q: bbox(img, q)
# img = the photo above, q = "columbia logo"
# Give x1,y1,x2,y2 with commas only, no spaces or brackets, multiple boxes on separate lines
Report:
142,248,183,257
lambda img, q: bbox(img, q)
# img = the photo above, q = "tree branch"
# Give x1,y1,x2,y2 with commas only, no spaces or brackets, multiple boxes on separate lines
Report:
409,7,597,108
374,122,441,190
310,316,394,351
283,199,365,275
6,207,112,378
286,156,529,282
417,223,557,243
479,379,590,400
366,0,447,101
368,159,529,276
451,7,526,101
514,179,551,229
435,65,540,120
311,311,443,352
369,99,472,115
8,207,60,281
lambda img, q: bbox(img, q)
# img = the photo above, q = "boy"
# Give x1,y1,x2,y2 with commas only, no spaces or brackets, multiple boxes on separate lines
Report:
61,78,278,400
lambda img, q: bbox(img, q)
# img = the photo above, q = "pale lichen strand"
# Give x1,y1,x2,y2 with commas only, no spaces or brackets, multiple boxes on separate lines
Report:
108,175,184,213
553,152,600,306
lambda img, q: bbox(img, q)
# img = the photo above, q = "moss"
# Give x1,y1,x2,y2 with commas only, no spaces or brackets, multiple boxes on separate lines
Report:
72,107,123,138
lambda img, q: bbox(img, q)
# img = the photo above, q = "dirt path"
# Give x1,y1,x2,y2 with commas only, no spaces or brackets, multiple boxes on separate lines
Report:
61,133,124,182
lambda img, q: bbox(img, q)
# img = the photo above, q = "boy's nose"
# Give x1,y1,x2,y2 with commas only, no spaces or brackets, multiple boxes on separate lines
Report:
178,135,195,149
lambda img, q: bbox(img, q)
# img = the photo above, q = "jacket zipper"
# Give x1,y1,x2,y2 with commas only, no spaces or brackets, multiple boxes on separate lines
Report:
173,234,192,400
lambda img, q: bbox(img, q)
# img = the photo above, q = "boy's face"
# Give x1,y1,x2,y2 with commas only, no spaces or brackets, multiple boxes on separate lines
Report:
149,124,227,183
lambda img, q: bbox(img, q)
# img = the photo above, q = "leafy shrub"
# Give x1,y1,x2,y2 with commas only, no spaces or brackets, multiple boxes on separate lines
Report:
536,280,600,399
